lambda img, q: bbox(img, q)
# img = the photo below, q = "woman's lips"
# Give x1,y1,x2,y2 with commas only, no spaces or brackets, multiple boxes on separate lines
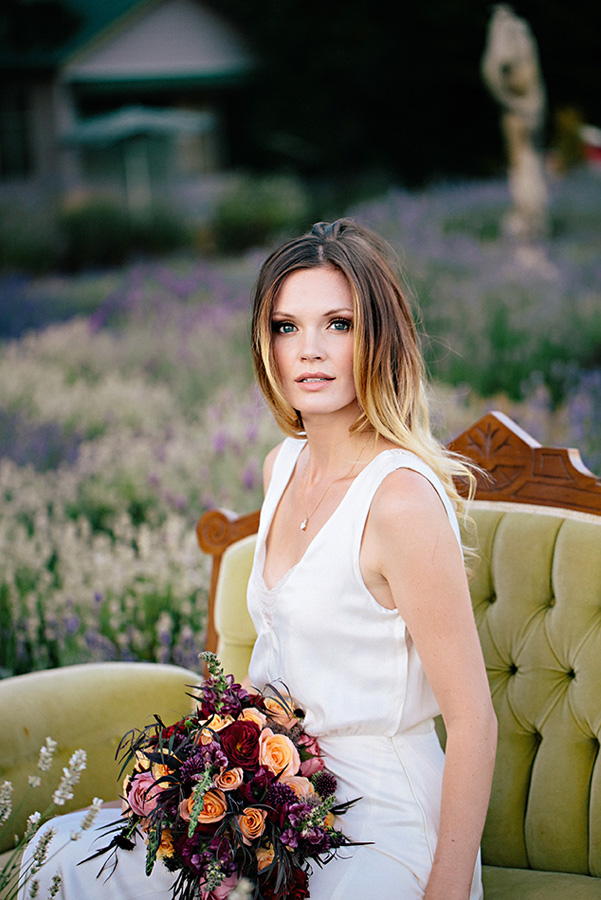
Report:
295,373,333,383
295,373,334,390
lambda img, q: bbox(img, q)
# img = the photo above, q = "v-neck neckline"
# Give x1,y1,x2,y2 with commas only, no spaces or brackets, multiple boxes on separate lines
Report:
259,441,391,594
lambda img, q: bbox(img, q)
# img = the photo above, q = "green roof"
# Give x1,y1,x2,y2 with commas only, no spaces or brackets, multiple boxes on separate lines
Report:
0,0,163,69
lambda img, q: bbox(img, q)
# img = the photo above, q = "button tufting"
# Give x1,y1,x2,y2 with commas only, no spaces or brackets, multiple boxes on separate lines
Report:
547,596,556,608
508,663,518,676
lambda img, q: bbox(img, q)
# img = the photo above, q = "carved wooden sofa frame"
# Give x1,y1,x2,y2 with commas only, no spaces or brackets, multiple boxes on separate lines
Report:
197,411,601,900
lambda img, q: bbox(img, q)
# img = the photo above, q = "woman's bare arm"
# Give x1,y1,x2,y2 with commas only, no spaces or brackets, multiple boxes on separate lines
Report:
366,469,497,900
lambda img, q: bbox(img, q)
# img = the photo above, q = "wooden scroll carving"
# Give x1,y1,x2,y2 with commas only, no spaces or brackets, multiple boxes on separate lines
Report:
448,410,601,515
196,509,260,659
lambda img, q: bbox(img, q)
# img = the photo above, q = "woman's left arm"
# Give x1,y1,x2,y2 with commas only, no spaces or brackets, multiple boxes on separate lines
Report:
368,470,497,900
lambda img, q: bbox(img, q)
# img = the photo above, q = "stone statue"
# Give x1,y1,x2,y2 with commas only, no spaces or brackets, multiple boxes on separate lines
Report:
482,5,548,242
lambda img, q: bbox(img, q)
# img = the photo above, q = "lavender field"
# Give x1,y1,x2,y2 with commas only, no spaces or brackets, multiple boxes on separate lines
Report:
1,170,600,677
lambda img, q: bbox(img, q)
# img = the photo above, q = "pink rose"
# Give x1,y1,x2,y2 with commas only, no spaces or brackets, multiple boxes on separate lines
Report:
201,872,239,900
298,733,325,777
126,771,164,817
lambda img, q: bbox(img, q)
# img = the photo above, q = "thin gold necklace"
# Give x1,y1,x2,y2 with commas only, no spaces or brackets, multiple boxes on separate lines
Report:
299,443,369,532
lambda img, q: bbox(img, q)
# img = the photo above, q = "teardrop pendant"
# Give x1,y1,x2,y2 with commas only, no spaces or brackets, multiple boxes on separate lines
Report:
300,518,308,531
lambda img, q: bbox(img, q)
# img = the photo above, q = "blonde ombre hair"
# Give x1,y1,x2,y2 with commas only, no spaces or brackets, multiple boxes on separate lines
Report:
251,219,475,511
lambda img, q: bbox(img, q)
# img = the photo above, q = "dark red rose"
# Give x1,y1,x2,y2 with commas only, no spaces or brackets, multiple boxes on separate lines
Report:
219,720,260,769
287,868,310,900
261,865,309,900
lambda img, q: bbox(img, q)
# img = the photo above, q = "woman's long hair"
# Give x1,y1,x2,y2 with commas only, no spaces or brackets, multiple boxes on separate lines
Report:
251,218,475,512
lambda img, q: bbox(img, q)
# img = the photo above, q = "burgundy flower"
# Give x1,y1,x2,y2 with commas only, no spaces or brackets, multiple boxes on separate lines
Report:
219,720,260,769
261,865,309,900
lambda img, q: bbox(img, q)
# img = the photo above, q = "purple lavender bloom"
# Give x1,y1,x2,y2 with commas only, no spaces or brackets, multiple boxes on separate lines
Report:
211,430,228,454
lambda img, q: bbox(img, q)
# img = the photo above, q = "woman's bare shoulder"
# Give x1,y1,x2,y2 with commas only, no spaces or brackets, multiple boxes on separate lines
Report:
370,466,449,525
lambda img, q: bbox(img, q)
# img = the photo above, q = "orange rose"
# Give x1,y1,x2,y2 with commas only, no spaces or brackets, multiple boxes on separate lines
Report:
156,828,175,859
256,844,275,872
281,775,314,798
259,728,300,778
199,714,234,745
237,807,267,845
264,697,299,730
238,707,267,729
214,767,244,791
179,788,227,824
134,751,151,771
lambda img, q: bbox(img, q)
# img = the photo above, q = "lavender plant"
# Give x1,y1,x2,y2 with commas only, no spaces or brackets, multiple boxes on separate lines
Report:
0,738,100,900
0,170,599,676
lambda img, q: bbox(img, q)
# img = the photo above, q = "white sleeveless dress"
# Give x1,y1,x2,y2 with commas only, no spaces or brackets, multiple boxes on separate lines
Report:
19,439,483,900
247,438,483,900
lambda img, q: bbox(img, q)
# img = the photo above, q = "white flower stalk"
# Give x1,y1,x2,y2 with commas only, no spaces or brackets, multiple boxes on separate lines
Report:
30,827,55,874
52,750,87,806
80,797,103,831
37,738,58,773
0,781,13,823
28,776,42,789
47,875,62,898
27,878,39,898
24,811,42,842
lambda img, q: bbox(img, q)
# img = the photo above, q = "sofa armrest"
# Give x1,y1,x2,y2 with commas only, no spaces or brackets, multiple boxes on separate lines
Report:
0,662,199,852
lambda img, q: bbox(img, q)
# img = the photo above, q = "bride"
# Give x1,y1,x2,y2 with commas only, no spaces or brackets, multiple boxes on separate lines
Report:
21,219,496,900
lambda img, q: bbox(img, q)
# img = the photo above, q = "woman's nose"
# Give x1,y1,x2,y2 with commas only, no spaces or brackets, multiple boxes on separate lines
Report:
299,329,324,360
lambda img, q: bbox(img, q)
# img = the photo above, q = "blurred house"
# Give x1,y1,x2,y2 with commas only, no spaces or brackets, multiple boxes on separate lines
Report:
0,0,253,213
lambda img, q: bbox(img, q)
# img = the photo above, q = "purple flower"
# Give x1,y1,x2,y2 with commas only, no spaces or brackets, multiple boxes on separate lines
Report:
211,430,228,454
280,828,299,849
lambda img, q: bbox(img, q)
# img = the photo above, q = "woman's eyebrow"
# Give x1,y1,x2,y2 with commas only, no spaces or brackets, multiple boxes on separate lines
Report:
271,307,354,318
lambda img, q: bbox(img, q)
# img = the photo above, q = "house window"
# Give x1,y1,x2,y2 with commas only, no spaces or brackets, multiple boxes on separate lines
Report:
0,86,33,178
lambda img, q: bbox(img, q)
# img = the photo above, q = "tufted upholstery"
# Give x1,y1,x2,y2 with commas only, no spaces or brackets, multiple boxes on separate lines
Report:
201,500,601,897
469,505,601,878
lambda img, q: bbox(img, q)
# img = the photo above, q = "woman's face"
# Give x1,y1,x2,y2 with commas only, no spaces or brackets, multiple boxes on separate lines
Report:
271,266,358,423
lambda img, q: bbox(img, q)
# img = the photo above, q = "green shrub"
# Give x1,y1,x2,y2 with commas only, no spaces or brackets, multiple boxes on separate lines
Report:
0,209,59,274
58,197,191,269
211,174,312,253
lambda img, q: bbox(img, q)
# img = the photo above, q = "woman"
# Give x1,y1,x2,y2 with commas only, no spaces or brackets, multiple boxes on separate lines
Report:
20,219,496,900
244,219,496,900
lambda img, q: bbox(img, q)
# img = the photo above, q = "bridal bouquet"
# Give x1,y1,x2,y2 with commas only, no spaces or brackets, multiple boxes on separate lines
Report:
90,654,358,900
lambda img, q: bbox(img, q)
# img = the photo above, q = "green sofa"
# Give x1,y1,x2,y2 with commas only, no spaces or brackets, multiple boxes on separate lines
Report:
197,412,601,899
0,661,198,863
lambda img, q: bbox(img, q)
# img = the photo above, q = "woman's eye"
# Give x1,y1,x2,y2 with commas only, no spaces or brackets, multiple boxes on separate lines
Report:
272,320,295,334
330,318,352,332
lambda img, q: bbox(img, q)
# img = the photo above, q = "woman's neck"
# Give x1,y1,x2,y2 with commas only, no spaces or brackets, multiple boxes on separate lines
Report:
300,409,381,483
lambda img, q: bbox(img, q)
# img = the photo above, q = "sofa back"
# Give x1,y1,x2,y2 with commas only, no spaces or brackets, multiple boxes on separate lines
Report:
469,503,601,877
